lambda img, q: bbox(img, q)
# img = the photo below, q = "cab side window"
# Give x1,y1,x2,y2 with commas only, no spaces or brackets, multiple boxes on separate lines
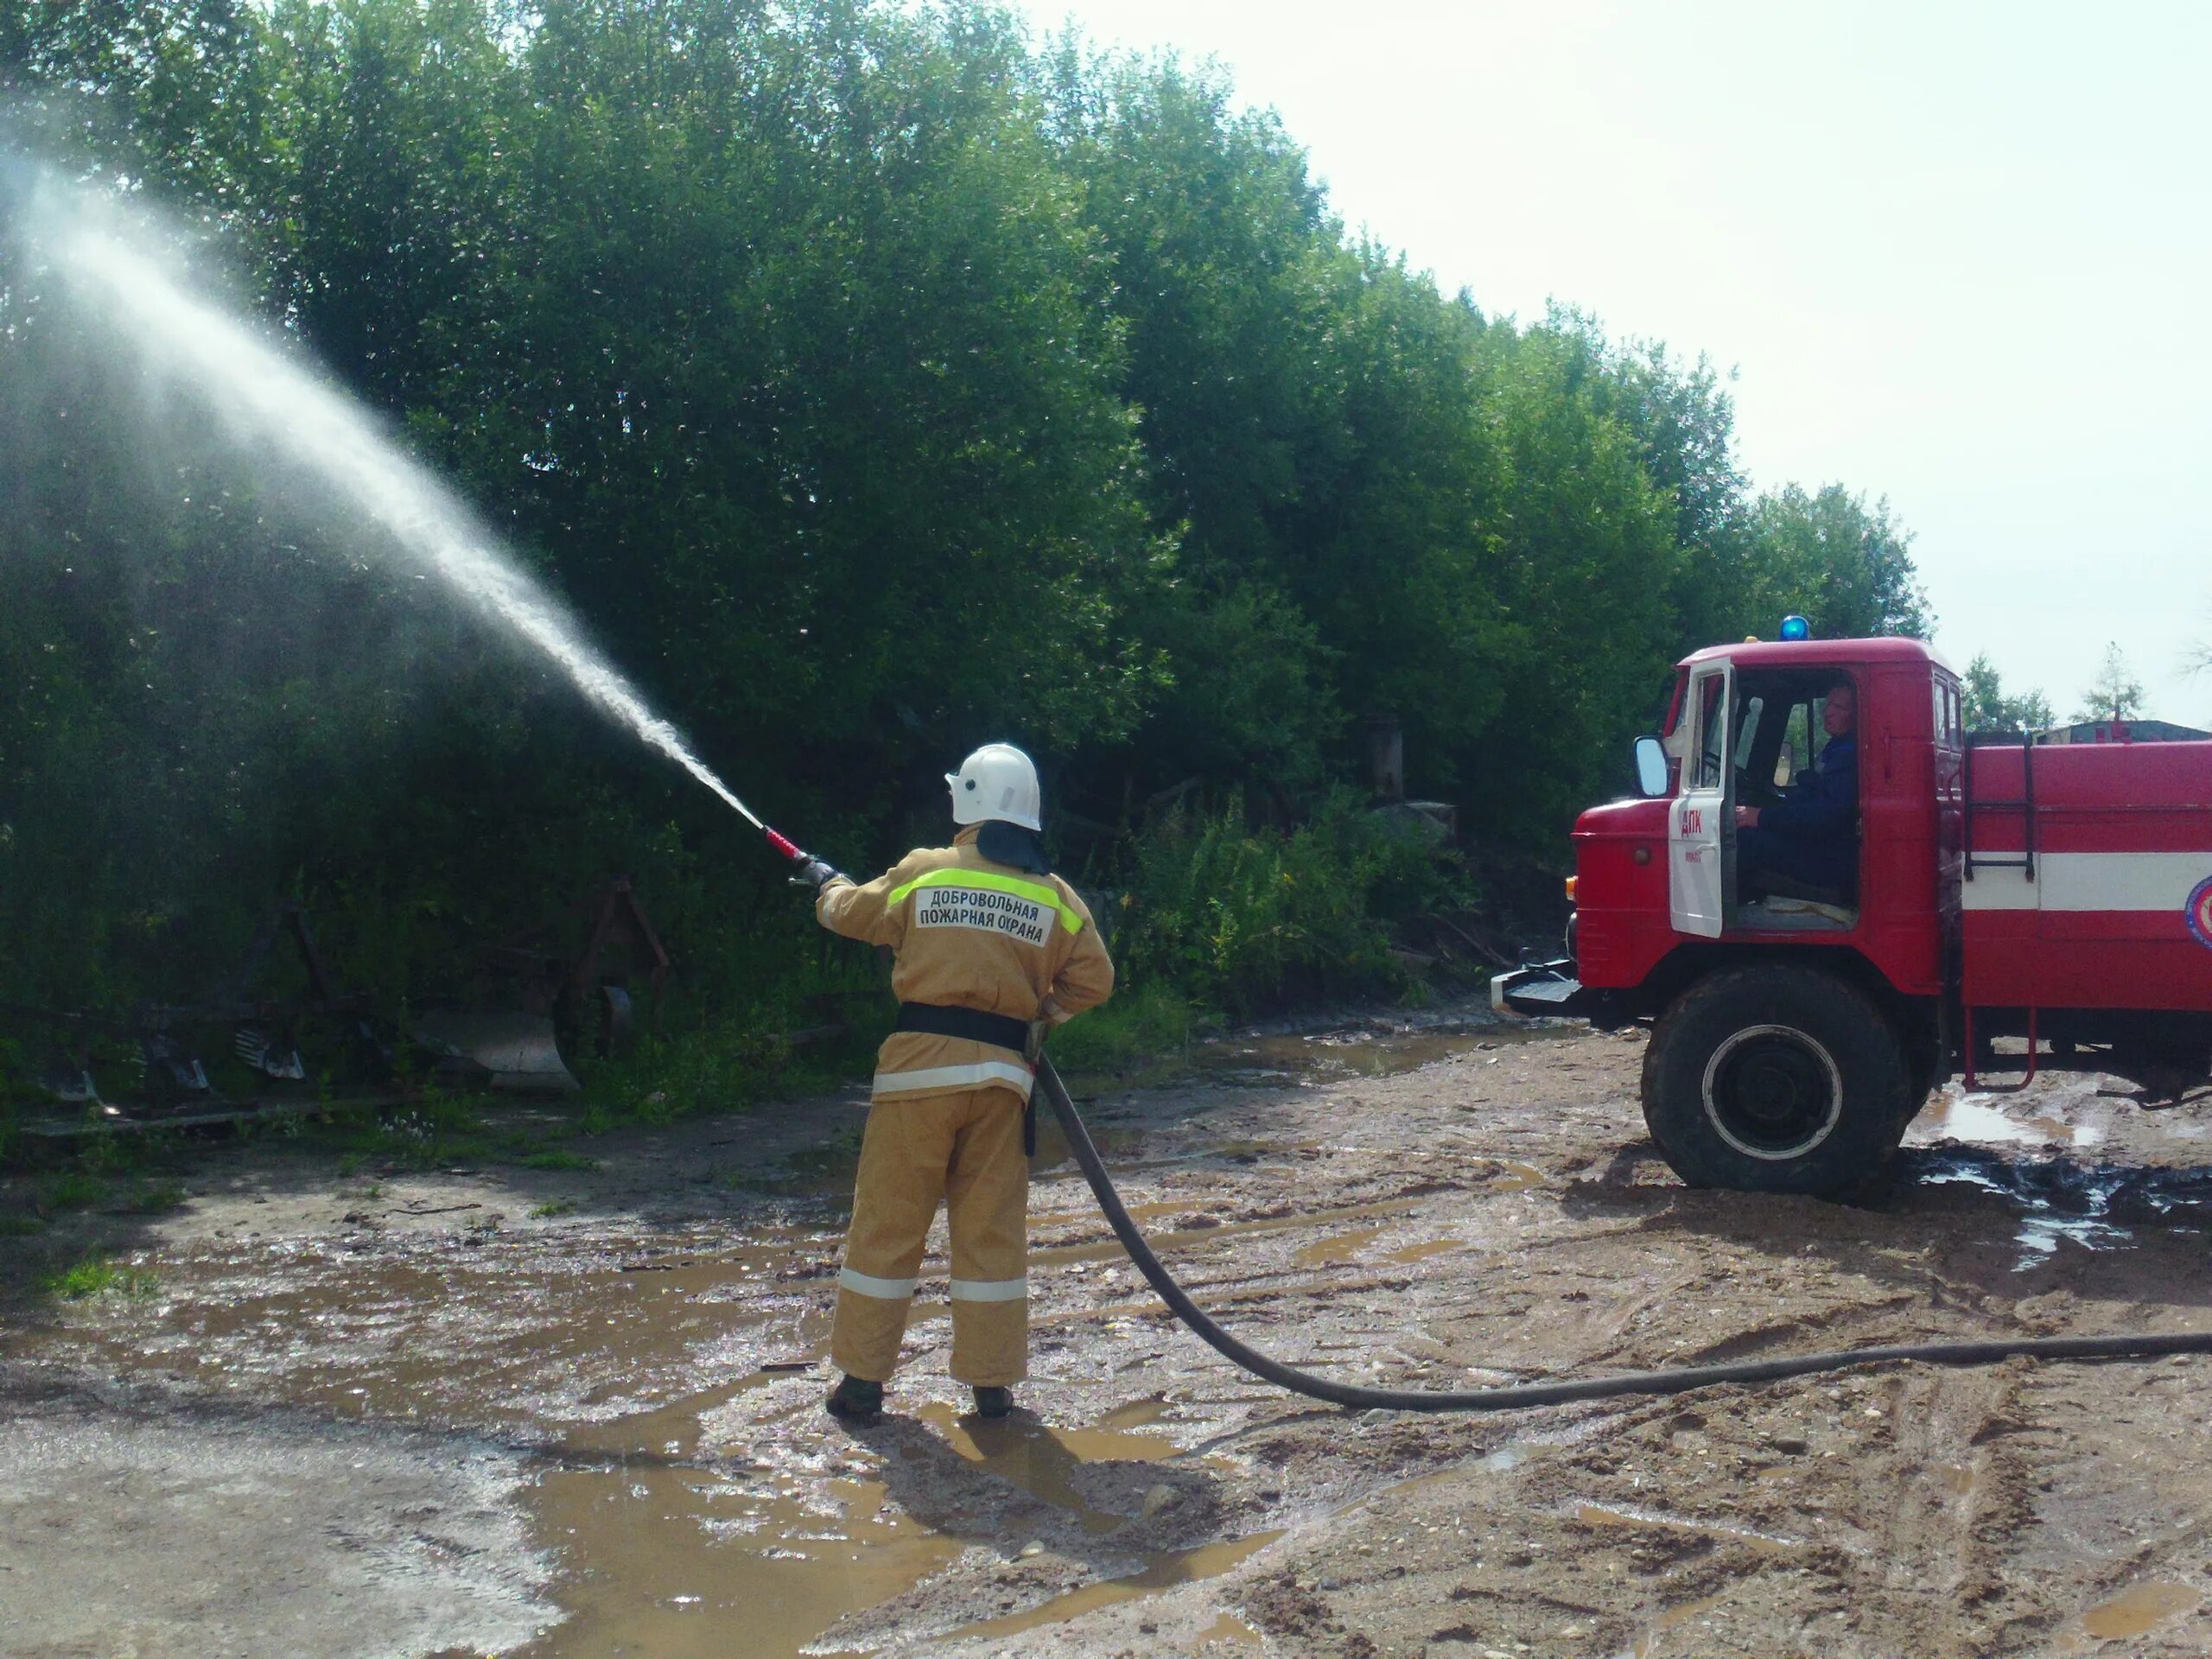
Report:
1779,702,1812,785
1694,676,1729,789
1735,696,1765,770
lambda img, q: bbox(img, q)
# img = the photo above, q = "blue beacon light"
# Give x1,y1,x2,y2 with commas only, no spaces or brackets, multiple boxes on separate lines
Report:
1779,613,1811,642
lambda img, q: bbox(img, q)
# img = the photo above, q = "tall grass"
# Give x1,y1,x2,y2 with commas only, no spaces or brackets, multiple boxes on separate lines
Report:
1042,982,1196,1079
1108,792,1468,1017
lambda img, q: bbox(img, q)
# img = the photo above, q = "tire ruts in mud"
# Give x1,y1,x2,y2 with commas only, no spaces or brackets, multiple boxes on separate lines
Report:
1035,1057,2212,1412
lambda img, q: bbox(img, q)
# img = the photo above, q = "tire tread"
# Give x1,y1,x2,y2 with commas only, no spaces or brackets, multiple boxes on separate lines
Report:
1641,963,1910,1198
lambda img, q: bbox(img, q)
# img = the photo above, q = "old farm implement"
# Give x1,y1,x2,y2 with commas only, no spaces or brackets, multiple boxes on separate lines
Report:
7,881,671,1140
412,877,671,1094
4,902,394,1139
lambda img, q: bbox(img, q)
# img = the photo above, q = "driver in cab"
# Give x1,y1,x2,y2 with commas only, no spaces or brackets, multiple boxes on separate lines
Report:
1733,681,1858,899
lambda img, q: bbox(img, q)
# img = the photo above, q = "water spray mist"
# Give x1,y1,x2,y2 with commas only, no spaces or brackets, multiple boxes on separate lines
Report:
22,181,774,836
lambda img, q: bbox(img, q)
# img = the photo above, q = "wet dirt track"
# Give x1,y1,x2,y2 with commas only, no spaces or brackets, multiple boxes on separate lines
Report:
10,1009,2212,1658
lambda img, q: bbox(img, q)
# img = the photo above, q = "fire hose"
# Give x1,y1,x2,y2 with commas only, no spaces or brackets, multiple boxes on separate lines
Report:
1032,1052,2212,1410
765,826,2212,1411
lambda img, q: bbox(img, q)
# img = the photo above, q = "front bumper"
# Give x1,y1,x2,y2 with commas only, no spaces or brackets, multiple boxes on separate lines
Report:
1491,960,1624,1026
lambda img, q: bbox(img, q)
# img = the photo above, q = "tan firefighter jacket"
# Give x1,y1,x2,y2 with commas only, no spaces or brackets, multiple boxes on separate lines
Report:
817,826,1115,1102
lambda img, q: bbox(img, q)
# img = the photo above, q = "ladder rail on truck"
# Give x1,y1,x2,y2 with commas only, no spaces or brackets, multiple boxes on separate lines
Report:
1494,636,2212,1197
1959,730,2037,1088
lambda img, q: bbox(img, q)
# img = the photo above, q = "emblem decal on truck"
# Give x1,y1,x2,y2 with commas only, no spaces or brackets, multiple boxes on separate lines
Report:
2190,875,2212,951
1680,806,1702,836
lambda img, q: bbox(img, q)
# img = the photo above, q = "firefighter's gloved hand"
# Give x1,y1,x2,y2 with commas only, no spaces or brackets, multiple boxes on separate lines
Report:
793,856,843,890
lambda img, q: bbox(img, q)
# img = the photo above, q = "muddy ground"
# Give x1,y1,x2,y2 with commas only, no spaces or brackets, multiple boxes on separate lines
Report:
10,1006,2212,1658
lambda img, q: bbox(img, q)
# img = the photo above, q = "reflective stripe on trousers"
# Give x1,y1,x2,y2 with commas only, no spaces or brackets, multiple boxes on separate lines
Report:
831,1085,1029,1387
836,1269,1027,1303
869,1059,1034,1101
837,1267,918,1300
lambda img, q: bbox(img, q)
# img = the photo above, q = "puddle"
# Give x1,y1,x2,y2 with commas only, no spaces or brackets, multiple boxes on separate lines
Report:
1097,1396,1174,1432
16,1233,938,1659
2058,1579,2202,1652
1382,1238,1465,1267
1198,1611,1267,1646
0,1398,552,1659
1897,1146,2212,1271
1292,1224,1389,1268
1281,1218,1478,1271
517,1382,1224,1657
1897,1079,2212,1269
1893,1087,2212,1265
13,1149,1454,1659
915,1401,1183,1535
1572,1502,1800,1556
936,1529,1285,1642
518,1458,962,1659
1490,1160,1551,1194
1913,1092,2103,1151
1624,1592,1728,1659
1185,1138,1282,1164
41,1232,842,1437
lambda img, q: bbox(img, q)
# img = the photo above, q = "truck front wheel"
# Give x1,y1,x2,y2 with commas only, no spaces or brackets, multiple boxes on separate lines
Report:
1642,965,1911,1198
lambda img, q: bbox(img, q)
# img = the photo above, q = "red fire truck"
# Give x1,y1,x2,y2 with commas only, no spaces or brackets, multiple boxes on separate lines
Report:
1495,634,2212,1196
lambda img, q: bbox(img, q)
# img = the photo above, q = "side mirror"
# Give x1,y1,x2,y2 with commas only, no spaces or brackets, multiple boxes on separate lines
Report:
1633,735,1669,798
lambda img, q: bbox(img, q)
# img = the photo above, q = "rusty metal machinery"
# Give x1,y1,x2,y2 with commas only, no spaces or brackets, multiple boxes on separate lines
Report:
3,902,392,1129
410,877,671,1094
6,882,674,1131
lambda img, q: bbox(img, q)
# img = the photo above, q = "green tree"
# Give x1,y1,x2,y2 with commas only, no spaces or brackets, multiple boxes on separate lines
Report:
1539,314,1755,657
1457,315,1683,829
1742,484,1930,641
1041,54,1352,797
1961,652,2053,734
2075,642,2145,722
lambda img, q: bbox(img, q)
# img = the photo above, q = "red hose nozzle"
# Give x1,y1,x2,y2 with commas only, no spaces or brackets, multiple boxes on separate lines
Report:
763,827,803,861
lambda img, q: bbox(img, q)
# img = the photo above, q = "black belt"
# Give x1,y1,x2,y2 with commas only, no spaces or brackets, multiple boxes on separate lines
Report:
894,1001,1031,1054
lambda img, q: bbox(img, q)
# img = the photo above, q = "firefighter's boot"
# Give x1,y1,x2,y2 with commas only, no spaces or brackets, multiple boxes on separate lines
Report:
826,1374,884,1426
971,1385,1014,1420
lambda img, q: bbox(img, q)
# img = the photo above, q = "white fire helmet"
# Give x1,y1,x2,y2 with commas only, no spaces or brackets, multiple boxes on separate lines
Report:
946,743,1042,831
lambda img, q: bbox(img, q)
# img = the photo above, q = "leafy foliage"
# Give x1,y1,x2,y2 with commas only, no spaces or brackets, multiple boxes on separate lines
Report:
1112,795,1459,1014
2075,642,2146,724
1039,980,1195,1078
1961,652,2053,734
1738,486,1929,643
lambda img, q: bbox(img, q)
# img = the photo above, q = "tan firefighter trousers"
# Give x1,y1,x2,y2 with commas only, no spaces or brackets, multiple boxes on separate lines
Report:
831,1085,1028,1387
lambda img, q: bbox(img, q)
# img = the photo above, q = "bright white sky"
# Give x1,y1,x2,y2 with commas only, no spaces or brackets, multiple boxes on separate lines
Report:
1002,0,2212,727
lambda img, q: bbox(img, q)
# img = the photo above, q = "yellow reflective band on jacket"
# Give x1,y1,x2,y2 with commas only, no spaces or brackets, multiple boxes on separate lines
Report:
887,867,1084,935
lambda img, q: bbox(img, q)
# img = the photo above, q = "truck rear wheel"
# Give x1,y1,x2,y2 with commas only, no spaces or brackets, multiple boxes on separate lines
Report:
1642,965,1911,1198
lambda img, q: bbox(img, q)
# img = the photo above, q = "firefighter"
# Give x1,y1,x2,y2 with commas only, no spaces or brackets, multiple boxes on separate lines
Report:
1735,679,1859,899
793,743,1115,1426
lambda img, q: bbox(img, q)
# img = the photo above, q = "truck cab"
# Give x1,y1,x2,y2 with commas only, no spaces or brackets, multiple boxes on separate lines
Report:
1497,634,2212,1197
